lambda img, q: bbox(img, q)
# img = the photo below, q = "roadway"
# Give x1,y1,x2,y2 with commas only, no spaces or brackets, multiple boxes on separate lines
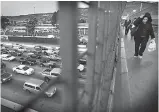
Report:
1,43,86,112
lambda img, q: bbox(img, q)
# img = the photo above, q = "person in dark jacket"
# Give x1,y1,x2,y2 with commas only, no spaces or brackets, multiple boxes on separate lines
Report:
133,12,155,59
124,17,131,35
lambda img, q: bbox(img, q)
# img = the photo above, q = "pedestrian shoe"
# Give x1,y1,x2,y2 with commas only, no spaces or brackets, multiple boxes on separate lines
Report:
134,54,138,58
138,55,142,59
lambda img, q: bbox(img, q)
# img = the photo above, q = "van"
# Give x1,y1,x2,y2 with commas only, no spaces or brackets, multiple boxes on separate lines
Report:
23,78,56,97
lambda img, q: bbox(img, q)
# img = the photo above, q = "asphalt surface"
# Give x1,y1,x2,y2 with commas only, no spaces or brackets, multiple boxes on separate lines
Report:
1,43,86,112
113,27,158,112
1,105,16,112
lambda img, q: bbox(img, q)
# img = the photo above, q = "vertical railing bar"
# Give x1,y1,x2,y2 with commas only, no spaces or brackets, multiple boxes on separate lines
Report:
58,2,78,112
83,1,98,111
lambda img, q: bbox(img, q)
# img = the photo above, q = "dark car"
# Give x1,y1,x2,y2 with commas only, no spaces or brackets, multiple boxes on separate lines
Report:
39,60,58,68
1,62,6,69
28,53,41,59
9,50,23,56
1,72,12,83
19,57,37,66
1,49,9,54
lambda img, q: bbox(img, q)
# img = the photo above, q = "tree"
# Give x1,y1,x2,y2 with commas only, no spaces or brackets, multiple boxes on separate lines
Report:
1,16,10,35
25,16,38,36
51,11,58,26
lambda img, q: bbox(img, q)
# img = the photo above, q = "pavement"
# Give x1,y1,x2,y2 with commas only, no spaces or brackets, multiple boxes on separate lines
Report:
113,27,158,112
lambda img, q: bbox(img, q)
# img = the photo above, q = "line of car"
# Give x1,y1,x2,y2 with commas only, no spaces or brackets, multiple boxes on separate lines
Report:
1,42,87,98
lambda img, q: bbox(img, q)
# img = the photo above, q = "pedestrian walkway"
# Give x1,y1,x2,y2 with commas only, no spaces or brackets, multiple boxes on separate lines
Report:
113,27,158,112
123,29,158,112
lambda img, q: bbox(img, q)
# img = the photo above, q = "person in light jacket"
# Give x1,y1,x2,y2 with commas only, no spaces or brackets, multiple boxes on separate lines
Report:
133,12,155,59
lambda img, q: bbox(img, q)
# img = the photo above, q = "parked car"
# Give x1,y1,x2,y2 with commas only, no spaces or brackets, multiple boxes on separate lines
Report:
39,60,58,68
28,53,41,59
1,72,12,83
1,54,16,61
13,65,34,75
1,49,10,54
23,78,56,97
34,45,48,51
19,57,37,66
49,55,61,61
17,46,27,52
41,68,62,82
9,50,23,56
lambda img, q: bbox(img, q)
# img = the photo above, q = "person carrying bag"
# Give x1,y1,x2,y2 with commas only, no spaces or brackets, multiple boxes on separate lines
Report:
133,12,156,59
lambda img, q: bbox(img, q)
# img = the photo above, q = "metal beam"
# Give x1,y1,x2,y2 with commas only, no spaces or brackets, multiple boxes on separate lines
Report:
58,2,78,112
83,1,98,111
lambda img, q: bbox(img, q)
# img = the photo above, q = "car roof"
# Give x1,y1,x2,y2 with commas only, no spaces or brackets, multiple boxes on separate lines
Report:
18,65,26,69
51,68,61,74
25,78,44,86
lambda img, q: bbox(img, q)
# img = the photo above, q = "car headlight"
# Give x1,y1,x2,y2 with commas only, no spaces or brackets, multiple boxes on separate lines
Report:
2,78,6,81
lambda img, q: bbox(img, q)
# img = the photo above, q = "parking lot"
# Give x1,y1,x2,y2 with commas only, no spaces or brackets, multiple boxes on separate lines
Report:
1,42,87,112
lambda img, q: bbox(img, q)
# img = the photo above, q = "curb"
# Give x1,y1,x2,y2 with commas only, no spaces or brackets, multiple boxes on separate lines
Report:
1,98,38,112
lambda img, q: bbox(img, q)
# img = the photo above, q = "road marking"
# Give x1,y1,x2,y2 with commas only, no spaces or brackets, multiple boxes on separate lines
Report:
1,98,38,112
121,38,132,108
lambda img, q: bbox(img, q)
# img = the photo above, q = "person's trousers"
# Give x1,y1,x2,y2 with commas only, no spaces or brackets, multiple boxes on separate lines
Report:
134,37,148,56
125,27,129,35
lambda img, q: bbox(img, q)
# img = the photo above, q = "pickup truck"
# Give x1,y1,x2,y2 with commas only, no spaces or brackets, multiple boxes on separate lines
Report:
41,68,62,82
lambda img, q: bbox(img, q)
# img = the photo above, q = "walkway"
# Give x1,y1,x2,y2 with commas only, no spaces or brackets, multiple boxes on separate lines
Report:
113,27,158,112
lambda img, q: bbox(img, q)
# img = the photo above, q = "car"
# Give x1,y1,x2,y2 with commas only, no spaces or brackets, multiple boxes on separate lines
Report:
1,49,9,54
1,61,6,69
77,64,85,72
39,60,58,68
1,54,16,61
34,46,48,51
41,68,62,82
1,72,12,83
19,57,37,66
28,53,41,59
17,46,27,52
12,65,34,75
49,55,61,61
23,78,56,97
9,50,23,56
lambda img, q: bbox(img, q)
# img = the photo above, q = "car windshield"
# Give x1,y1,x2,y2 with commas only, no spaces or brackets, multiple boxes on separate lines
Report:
44,69,52,72
22,66,30,71
6,55,11,58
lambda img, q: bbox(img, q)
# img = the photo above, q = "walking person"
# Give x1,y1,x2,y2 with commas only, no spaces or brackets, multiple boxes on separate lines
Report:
129,18,137,40
133,12,155,59
124,17,131,35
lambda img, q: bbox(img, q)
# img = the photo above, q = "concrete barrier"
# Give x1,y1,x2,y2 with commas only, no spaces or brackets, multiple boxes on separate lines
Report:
1,98,38,112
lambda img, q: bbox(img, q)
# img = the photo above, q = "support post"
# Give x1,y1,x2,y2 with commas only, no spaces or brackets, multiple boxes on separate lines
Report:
58,2,78,112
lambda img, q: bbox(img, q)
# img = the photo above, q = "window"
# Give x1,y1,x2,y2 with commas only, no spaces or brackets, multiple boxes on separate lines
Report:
25,84,35,89
36,87,41,91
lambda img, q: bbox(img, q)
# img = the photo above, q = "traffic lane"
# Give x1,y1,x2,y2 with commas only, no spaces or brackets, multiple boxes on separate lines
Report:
1,79,63,112
4,58,87,83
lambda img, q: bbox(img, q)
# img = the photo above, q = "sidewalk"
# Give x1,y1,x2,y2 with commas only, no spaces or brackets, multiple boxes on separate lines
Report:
113,27,158,112
122,28,158,112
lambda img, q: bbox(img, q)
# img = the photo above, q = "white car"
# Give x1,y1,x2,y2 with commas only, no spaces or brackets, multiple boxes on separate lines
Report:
1,54,16,61
77,64,85,72
13,65,34,75
17,46,27,52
